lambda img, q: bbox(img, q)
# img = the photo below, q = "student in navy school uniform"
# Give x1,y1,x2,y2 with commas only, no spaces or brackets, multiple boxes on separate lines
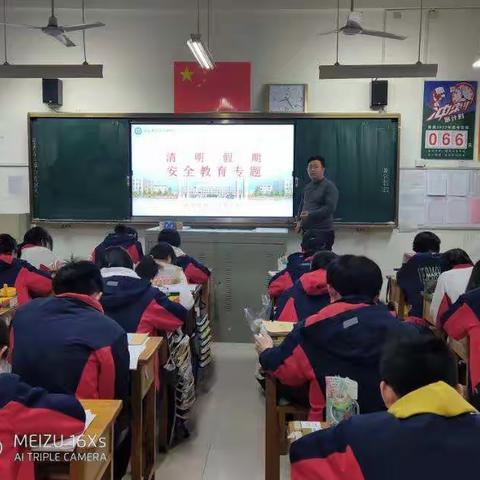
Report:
0,318,86,480
0,233,52,305
274,251,337,322
268,231,328,300
257,255,412,421
157,228,211,285
397,231,444,319
99,246,187,336
10,261,130,480
92,224,144,265
290,334,480,480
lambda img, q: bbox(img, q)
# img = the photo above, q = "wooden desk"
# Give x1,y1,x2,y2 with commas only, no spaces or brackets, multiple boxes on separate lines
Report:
449,337,469,362
265,374,308,480
35,399,122,480
386,276,408,319
131,337,162,480
423,296,433,326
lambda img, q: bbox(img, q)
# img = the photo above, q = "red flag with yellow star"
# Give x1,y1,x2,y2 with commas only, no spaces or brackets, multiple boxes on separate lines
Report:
174,61,251,113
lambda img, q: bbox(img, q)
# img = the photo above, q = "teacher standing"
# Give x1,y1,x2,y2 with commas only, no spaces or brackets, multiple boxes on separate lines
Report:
296,156,339,251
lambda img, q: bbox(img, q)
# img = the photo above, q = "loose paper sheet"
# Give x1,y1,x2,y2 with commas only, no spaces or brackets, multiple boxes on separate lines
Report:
447,171,470,197
426,171,447,196
425,197,446,225
446,197,469,224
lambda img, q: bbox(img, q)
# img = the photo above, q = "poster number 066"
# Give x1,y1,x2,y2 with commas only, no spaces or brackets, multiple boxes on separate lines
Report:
424,130,467,150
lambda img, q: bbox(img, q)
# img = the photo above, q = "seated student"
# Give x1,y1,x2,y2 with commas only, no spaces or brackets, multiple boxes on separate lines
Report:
157,229,211,285
92,224,144,265
268,231,326,300
430,248,473,324
257,255,409,420
0,233,52,305
136,254,194,310
11,261,130,480
397,231,444,318
290,334,480,480
0,318,86,480
439,277,480,408
150,242,189,285
274,251,337,322
100,247,187,335
17,226,62,272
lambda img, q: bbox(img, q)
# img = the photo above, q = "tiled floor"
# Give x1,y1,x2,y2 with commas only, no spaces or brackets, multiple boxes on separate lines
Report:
154,342,290,480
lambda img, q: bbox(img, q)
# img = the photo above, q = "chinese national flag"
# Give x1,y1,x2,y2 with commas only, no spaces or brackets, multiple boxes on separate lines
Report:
174,61,251,113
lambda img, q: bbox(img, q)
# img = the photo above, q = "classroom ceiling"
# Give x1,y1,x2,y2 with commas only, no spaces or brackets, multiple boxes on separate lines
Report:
11,0,469,10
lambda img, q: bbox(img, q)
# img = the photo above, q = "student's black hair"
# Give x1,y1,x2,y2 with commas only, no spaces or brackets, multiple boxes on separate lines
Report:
442,248,473,270
311,251,337,271
307,156,325,168
301,230,329,257
157,229,181,248
327,255,383,300
412,231,441,254
114,224,138,240
135,255,159,281
0,318,8,350
97,246,133,270
0,234,17,255
380,333,458,398
53,261,104,296
466,260,480,292
20,226,53,251
150,242,177,264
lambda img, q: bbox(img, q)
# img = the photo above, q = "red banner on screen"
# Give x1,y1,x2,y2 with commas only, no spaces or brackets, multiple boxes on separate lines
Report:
174,61,251,113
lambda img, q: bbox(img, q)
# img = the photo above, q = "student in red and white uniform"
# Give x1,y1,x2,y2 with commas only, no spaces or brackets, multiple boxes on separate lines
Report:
157,229,211,285
274,251,337,322
268,231,328,300
11,261,130,480
0,318,86,480
17,226,63,272
99,246,187,335
430,248,473,325
257,255,412,421
92,224,144,265
0,234,52,305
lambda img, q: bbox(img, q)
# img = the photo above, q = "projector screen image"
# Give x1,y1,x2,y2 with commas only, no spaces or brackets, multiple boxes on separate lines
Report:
131,123,294,218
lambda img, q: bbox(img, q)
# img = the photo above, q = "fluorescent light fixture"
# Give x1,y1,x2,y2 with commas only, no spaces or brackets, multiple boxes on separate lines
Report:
473,57,480,69
319,62,438,79
187,34,215,70
0,64,103,78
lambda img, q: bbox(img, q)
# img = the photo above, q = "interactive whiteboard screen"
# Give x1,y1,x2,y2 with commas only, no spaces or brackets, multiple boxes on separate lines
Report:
131,123,294,218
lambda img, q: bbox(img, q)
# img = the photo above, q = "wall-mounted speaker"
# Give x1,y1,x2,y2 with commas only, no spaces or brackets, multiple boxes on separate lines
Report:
42,78,63,106
371,80,388,110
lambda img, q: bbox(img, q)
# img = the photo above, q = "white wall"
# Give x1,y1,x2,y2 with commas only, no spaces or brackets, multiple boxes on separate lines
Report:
1,3,480,279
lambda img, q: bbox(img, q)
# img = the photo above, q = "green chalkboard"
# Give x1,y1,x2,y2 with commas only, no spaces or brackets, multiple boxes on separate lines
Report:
29,115,398,224
31,118,130,220
294,118,398,224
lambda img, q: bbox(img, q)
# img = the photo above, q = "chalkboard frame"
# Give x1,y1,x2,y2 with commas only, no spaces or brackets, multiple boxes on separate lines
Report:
28,112,400,227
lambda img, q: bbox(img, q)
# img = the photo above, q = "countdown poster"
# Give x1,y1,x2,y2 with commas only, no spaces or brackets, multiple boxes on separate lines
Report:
421,80,477,160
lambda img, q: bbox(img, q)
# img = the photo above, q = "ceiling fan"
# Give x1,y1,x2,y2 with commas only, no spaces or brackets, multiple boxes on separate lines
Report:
319,0,407,41
0,0,105,47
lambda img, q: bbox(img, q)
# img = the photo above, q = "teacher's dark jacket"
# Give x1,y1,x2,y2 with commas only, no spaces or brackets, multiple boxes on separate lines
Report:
299,178,339,232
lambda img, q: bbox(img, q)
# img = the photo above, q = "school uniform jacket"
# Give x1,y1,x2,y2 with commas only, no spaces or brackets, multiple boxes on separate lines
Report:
290,381,480,480
268,254,311,299
0,254,52,305
18,244,61,272
274,269,330,322
441,288,480,406
260,298,407,420
92,233,144,265
172,246,210,285
0,373,85,480
11,293,129,403
430,264,473,326
397,253,444,318
100,267,187,335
